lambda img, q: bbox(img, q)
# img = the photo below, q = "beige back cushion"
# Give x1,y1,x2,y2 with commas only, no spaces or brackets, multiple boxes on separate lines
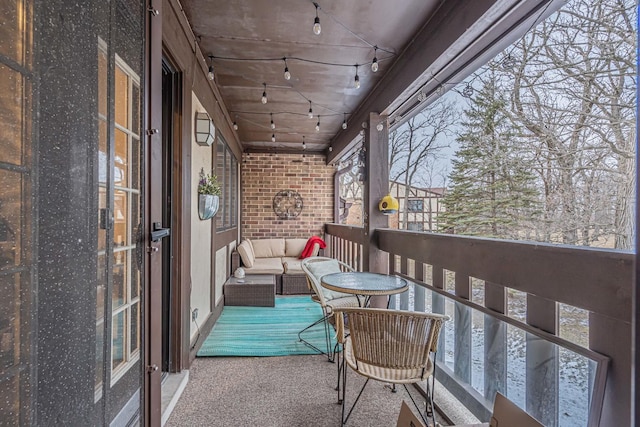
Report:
237,240,255,267
252,238,286,258
285,239,308,257
246,238,256,260
311,243,320,256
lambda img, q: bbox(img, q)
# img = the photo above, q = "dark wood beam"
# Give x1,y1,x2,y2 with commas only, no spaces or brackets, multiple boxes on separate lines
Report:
328,0,498,163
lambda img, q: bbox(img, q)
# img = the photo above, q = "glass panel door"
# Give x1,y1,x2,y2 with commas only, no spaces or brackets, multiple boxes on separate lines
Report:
95,0,144,423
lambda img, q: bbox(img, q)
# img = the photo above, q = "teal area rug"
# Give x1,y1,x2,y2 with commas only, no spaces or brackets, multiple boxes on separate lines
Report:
197,296,338,357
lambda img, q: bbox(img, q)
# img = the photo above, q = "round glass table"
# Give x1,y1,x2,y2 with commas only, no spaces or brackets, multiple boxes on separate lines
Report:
321,272,409,307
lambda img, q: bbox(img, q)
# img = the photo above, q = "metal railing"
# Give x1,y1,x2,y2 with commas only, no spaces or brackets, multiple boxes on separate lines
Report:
324,224,632,427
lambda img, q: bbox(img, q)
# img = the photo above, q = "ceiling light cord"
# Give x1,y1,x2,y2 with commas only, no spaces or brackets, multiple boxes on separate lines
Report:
261,83,268,104
342,113,348,130
310,1,394,54
313,3,322,35
207,55,215,81
371,47,378,72
354,65,360,89
308,101,313,119
283,57,291,80
270,112,276,130
315,115,320,132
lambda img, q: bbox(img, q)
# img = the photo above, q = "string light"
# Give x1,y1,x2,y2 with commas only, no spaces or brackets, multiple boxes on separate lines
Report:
312,3,321,35
302,136,306,150
329,145,333,152
342,113,347,130
371,47,378,72
462,83,474,98
283,58,291,80
233,121,238,130
270,113,275,130
502,54,516,69
271,133,276,142
261,83,268,104
354,65,360,89
207,56,215,81
315,115,320,132
308,101,313,119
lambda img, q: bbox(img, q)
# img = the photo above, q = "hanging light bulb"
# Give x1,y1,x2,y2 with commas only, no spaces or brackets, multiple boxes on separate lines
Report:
308,101,313,119
342,113,348,130
207,56,215,81
329,145,333,152
283,58,291,80
502,54,516,69
315,115,320,132
271,134,276,142
371,47,378,72
462,83,474,98
354,65,360,89
302,136,306,150
312,3,321,35
261,83,268,104
233,121,238,131
270,113,276,130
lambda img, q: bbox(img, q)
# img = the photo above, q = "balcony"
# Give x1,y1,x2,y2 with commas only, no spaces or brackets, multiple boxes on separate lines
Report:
3,0,634,425
166,223,630,426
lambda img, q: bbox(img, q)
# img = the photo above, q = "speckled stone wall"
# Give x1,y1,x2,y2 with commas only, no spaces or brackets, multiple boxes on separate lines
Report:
31,0,145,424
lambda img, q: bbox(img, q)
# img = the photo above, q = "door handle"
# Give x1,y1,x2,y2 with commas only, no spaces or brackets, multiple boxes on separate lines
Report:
150,222,170,242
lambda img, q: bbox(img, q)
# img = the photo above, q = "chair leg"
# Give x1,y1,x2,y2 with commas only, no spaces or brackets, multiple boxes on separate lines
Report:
403,384,431,427
323,312,335,362
335,342,342,399
429,374,436,427
342,376,370,426
298,314,333,360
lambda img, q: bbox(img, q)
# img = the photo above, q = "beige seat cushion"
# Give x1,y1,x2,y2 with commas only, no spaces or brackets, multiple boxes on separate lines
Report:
237,240,255,268
244,257,284,274
285,239,307,257
282,257,303,274
252,238,286,258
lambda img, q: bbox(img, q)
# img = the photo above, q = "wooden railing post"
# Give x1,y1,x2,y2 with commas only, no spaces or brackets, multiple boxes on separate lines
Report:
363,113,389,307
484,282,507,402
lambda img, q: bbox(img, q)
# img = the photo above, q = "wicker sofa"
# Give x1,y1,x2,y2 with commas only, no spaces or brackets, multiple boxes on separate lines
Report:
231,238,321,295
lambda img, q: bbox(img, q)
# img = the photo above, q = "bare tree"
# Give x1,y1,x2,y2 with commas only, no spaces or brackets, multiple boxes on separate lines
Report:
501,0,635,248
389,101,457,229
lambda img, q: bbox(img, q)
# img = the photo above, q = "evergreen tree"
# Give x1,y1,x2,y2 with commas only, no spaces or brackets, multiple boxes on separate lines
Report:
439,72,539,239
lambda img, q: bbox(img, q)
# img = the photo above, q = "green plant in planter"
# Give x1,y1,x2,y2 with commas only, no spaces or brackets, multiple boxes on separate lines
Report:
198,169,221,196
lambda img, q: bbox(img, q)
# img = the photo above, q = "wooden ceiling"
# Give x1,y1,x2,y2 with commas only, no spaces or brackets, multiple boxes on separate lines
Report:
181,0,441,153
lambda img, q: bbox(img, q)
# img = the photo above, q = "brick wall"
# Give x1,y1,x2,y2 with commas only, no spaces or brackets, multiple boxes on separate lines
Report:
241,153,334,239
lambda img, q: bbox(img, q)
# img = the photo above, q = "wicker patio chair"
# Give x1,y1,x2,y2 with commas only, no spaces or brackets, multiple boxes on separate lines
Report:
334,307,449,427
299,257,360,362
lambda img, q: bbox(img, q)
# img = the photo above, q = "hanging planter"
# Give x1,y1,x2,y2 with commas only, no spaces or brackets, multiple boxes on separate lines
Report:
199,194,219,220
197,168,221,220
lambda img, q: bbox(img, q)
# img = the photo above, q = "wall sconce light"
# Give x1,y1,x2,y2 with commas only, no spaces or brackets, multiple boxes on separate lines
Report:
378,194,399,215
195,112,215,146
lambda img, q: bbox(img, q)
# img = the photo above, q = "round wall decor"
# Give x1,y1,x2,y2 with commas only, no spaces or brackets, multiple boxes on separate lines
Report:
273,190,303,219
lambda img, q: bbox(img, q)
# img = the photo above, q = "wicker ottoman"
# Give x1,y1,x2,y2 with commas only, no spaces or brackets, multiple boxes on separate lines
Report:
282,274,313,295
224,274,276,307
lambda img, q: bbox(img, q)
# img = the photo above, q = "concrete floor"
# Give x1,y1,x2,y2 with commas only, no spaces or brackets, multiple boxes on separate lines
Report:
165,354,454,427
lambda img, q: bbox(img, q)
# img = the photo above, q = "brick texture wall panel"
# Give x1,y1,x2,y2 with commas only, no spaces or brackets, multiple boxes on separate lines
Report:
241,153,335,240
